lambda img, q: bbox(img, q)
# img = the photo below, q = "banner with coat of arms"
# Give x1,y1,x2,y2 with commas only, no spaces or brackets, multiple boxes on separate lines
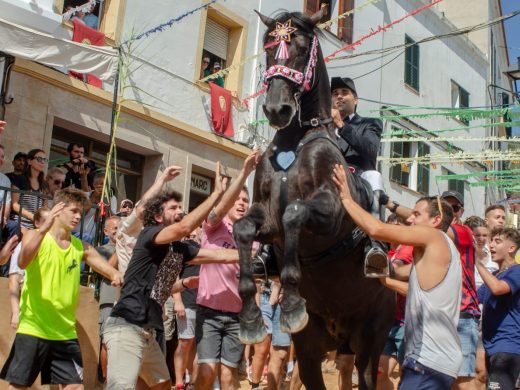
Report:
209,83,234,137
69,19,105,87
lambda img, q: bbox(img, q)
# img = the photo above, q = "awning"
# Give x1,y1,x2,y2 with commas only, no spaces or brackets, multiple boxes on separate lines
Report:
0,17,118,81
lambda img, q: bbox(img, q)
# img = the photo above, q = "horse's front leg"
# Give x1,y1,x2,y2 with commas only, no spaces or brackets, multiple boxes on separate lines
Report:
233,203,268,344
280,191,343,333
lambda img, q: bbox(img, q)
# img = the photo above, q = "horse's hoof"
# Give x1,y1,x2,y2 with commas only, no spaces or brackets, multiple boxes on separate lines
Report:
280,300,308,333
239,313,268,345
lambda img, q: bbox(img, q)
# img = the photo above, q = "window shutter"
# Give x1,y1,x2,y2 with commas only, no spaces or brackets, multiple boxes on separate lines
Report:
204,18,229,60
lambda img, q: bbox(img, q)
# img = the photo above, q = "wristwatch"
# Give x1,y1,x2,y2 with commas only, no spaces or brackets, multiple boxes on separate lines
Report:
389,201,400,213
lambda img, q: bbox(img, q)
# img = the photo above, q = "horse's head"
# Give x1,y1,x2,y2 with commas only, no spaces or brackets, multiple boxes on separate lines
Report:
256,9,326,129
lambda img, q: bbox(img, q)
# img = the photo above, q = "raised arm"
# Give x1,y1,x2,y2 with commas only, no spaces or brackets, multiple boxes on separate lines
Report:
154,162,228,245
332,164,438,248
135,166,183,220
19,202,65,269
0,235,19,265
207,149,260,227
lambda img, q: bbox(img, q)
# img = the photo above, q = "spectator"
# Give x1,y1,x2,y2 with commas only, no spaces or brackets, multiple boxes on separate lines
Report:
10,148,47,230
464,216,497,290
118,198,134,216
334,164,462,390
173,247,201,389
250,278,291,390
8,207,49,330
0,145,12,220
484,204,506,230
477,227,520,390
44,167,67,204
201,56,211,79
210,62,225,88
82,1,98,29
60,142,96,190
441,191,480,390
96,215,121,383
0,189,122,389
73,171,117,243
195,150,259,390
103,163,239,389
6,151,27,183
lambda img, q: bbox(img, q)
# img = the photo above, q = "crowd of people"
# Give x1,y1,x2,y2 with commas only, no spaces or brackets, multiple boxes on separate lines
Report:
0,73,518,390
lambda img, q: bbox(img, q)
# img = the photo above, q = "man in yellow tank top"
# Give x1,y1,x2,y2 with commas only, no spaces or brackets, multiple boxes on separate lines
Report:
0,188,123,389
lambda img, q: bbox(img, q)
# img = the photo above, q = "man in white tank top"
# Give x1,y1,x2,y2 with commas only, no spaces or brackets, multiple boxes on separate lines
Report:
333,165,463,389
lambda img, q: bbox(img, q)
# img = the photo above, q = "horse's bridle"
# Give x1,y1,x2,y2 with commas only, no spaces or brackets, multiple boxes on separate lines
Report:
262,33,331,128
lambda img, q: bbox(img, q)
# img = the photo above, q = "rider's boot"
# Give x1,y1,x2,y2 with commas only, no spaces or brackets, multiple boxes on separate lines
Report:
364,190,390,278
251,244,279,278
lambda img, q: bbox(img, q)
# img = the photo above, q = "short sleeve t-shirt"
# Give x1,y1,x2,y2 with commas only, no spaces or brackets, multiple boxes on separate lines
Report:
450,224,480,317
111,225,199,331
391,244,414,324
478,265,520,356
197,217,242,313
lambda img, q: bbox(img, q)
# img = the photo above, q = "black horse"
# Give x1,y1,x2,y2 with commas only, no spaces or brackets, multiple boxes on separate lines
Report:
233,9,395,390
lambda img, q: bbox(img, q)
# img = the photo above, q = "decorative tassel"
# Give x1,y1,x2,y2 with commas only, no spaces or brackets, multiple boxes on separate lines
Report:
275,40,289,60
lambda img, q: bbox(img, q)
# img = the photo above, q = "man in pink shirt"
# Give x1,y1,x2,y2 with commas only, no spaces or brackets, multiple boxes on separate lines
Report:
195,150,259,390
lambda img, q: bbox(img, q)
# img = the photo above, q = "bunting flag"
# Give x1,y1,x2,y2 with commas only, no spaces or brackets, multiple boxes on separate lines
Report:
210,83,234,137
70,19,105,87
435,169,520,181
377,151,520,166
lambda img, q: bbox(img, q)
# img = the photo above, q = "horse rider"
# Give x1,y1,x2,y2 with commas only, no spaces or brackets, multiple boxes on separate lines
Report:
330,76,389,277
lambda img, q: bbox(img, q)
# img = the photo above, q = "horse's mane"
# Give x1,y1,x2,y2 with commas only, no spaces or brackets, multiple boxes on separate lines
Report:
262,11,324,42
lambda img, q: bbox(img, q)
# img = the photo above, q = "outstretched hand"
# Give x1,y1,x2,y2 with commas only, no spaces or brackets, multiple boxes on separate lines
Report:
243,149,261,176
332,164,352,201
111,271,124,287
0,120,6,135
39,202,66,233
183,276,199,289
160,165,182,183
213,162,228,196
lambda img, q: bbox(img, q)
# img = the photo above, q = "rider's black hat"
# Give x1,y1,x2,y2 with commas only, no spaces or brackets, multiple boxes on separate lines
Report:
331,77,357,96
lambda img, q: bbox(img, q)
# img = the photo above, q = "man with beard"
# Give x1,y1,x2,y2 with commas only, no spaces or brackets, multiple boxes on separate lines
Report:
59,143,97,190
103,163,243,390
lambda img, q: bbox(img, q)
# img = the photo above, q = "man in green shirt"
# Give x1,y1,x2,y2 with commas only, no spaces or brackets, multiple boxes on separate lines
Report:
0,188,122,389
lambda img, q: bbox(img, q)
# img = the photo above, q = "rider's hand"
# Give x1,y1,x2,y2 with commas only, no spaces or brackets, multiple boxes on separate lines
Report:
331,108,344,129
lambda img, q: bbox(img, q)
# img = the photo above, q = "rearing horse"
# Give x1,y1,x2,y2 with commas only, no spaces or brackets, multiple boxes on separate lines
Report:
233,9,394,390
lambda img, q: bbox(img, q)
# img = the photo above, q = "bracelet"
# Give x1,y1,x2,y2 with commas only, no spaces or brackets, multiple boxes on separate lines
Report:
389,201,400,213
181,279,188,289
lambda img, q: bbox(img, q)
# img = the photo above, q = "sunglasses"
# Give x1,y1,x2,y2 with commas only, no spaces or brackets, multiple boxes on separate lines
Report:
452,205,462,213
122,203,134,209
53,179,64,186
33,156,48,163
203,60,210,64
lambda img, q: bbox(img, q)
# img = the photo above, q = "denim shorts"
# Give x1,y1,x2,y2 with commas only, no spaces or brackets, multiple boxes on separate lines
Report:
382,323,405,363
196,306,244,368
260,293,291,347
457,317,479,377
399,358,455,390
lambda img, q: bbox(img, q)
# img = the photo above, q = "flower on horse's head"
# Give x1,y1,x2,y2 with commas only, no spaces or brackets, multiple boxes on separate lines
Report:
269,20,298,42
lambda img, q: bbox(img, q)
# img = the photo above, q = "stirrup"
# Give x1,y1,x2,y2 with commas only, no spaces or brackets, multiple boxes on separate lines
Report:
364,247,389,278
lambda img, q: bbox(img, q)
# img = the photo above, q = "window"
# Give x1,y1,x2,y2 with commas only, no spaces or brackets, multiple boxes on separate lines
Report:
445,168,465,199
62,0,125,42
203,18,229,70
337,0,354,44
416,143,430,194
451,81,470,125
390,135,411,187
198,7,246,93
50,126,144,202
304,0,331,22
404,35,420,91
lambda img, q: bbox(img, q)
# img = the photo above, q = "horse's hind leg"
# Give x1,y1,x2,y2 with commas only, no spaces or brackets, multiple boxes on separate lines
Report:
233,204,268,344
